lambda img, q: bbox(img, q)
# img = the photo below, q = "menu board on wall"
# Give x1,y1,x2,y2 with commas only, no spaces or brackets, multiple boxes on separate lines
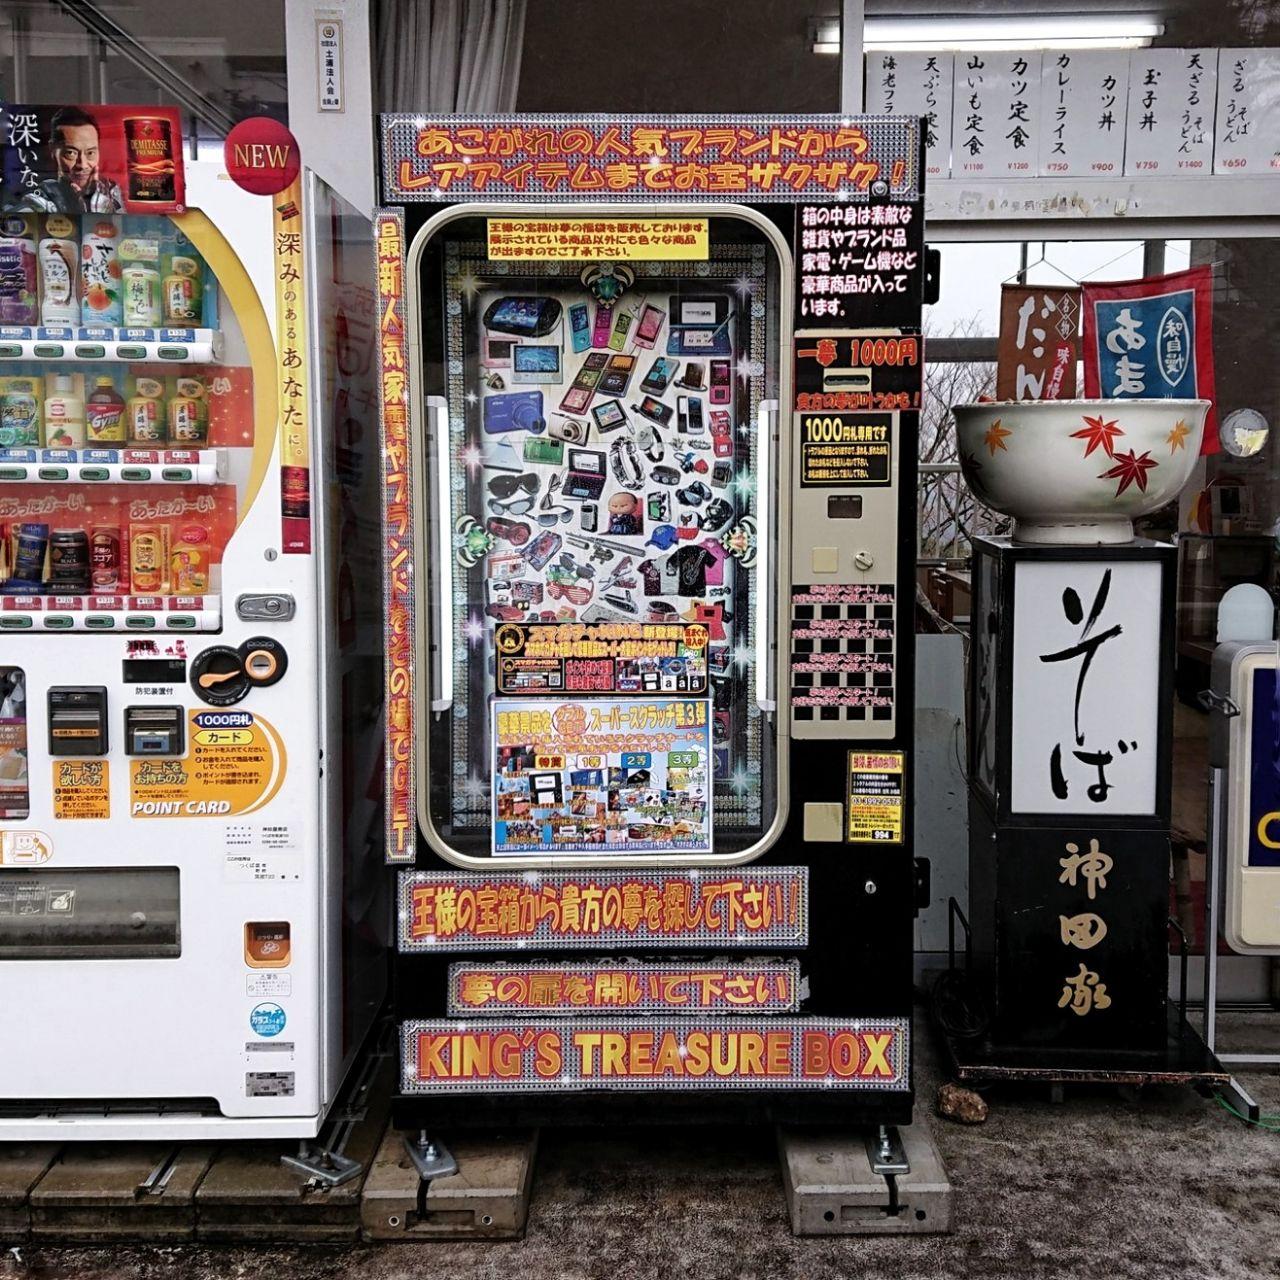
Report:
1124,48,1218,176
1214,48,1280,173
865,52,954,179
951,52,1042,178
1037,50,1130,178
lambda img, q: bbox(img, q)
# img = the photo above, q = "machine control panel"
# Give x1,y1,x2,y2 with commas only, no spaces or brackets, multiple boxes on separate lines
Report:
47,687,109,756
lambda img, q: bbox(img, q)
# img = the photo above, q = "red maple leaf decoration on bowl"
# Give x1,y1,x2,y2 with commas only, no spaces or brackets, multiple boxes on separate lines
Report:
1071,413,1125,459
1099,448,1158,496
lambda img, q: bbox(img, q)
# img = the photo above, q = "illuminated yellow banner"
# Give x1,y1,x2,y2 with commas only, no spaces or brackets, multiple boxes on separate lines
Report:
273,177,311,552
487,217,708,261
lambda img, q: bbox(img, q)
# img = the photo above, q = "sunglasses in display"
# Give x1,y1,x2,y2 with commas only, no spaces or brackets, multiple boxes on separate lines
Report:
546,579,593,605
489,494,538,516
533,505,574,526
488,472,541,500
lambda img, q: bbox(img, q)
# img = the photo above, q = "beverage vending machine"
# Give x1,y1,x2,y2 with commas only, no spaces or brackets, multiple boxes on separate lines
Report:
0,106,385,1139
376,115,926,1131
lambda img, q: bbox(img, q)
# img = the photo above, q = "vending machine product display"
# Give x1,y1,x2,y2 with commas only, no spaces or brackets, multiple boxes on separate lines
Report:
376,116,928,1126
0,106,385,1139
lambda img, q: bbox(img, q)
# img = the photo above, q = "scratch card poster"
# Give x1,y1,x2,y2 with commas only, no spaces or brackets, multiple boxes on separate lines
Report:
491,697,713,856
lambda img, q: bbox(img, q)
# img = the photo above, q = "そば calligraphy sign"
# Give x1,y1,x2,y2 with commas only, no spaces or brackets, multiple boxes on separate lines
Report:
1082,266,1218,454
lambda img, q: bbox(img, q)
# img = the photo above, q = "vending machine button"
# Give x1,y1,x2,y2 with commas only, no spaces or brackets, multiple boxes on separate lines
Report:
161,467,193,482
0,467,25,480
125,616,157,629
0,616,32,630
156,346,189,361
74,344,106,359
810,546,839,575
85,616,116,630
166,616,197,630
37,467,69,480
116,345,148,360
78,467,110,481
32,344,64,358
43,616,73,630
48,687,109,756
0,344,21,357
121,467,153,481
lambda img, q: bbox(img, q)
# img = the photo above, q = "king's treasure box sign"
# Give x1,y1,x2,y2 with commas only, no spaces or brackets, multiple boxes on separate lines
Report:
491,696,713,856
398,868,809,951
2,104,185,214
380,115,921,202
401,1017,910,1093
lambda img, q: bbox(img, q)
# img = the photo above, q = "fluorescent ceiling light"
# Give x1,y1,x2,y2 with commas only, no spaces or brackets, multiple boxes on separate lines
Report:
811,13,1163,53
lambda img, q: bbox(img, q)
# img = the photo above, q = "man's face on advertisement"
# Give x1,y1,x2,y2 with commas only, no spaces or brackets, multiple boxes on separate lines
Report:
51,123,100,191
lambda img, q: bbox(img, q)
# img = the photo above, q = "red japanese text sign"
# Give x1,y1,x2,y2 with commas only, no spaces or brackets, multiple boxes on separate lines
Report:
400,1017,910,1093
374,208,416,864
997,285,1080,400
398,868,809,951
380,115,921,203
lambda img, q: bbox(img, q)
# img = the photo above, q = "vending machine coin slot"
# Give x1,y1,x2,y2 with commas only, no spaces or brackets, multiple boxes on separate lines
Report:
124,705,185,756
47,687,109,756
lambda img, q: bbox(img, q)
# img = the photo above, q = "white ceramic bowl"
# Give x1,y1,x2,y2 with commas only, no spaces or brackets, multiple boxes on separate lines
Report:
953,398,1210,544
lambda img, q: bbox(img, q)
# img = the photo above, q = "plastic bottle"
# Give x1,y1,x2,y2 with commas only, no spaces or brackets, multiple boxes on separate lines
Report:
80,217,122,325
0,215,38,327
85,376,127,444
37,215,79,326
43,375,85,449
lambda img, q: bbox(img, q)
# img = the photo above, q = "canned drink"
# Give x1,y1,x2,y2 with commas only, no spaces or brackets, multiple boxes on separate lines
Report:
122,265,162,326
48,528,90,595
90,526,121,591
124,117,177,204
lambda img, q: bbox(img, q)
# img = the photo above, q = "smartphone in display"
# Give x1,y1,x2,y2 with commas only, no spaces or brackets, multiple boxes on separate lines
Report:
709,359,732,405
640,356,678,396
685,396,704,432
607,310,634,352
592,304,614,348
633,303,666,349
634,396,673,427
569,303,590,353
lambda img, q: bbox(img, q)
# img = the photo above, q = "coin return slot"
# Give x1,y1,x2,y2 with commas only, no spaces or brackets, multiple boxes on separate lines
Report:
125,705,185,757
827,495,864,519
244,649,278,681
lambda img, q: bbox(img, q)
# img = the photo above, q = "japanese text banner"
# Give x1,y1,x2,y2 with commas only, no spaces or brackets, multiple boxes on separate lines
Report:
381,114,921,203
447,960,802,1016
1082,265,1218,454
401,1017,910,1093
398,867,809,951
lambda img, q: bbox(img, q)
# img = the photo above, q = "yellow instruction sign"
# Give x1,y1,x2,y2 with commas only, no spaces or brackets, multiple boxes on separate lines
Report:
52,760,110,820
487,218,708,261
846,751,904,843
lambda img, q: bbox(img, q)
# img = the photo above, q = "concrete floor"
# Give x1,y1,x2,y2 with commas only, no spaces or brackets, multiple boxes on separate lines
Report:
5,1007,1280,1280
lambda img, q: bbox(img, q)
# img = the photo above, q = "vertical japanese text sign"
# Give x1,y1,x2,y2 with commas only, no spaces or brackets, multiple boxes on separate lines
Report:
865,53,954,178
1082,266,1219,454
997,285,1081,401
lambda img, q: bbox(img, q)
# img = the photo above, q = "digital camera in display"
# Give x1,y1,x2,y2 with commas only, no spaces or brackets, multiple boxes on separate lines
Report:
483,390,546,435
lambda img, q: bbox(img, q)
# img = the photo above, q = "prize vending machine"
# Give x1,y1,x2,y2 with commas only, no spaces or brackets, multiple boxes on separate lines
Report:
376,116,926,1130
0,106,385,1139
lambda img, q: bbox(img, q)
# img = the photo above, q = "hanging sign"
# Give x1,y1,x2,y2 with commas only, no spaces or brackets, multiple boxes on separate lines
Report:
1214,49,1280,174
1124,49,1217,176
951,52,1042,177
1082,265,1218,453
1037,50,1130,177
865,53,954,178
997,285,1081,400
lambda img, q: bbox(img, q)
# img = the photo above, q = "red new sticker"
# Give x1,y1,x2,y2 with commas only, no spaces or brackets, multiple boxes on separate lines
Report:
224,117,300,196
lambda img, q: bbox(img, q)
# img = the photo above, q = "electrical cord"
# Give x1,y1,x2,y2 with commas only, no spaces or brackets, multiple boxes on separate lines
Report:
1215,1094,1280,1131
